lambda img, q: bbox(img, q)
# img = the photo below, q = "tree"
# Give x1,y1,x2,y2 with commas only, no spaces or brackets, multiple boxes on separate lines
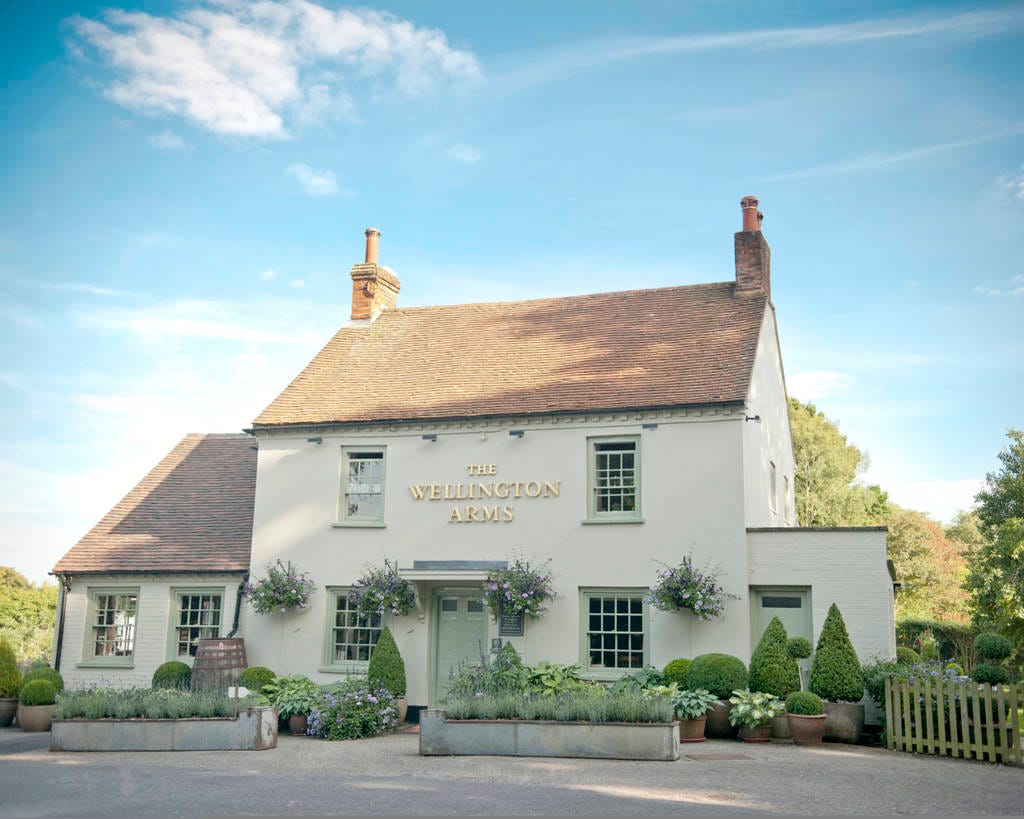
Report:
0,567,58,664
886,506,969,622
788,399,888,527
964,429,1024,641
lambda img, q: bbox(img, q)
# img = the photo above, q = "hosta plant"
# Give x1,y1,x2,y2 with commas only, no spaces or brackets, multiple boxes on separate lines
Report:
671,688,719,720
727,689,784,729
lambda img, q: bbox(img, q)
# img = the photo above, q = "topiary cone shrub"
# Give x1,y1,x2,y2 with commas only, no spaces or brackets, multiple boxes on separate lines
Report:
749,617,800,698
367,626,406,698
809,604,864,703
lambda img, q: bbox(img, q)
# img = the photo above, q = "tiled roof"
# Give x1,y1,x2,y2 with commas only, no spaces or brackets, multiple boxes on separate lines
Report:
53,434,255,574
253,282,767,427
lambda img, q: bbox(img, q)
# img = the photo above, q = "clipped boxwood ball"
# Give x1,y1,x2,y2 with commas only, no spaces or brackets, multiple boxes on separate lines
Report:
786,637,813,660
972,663,1010,685
236,666,275,694
686,653,748,699
152,661,192,690
19,679,57,706
895,647,920,665
974,632,1012,662
785,690,824,716
662,658,691,686
19,667,63,695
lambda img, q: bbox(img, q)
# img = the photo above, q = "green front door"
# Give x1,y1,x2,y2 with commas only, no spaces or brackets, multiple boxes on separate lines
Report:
751,587,813,685
433,589,488,705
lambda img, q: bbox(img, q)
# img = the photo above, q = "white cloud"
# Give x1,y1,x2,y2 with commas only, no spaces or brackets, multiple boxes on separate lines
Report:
149,131,186,150
973,276,1024,298
15,279,131,297
286,162,339,195
788,370,856,400
864,475,984,524
998,163,1024,201
289,279,305,288
68,2,481,139
259,268,276,281
447,143,481,164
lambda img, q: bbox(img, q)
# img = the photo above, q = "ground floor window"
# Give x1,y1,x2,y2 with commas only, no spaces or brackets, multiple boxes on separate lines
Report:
580,588,648,674
87,590,139,661
324,588,382,668
172,591,223,658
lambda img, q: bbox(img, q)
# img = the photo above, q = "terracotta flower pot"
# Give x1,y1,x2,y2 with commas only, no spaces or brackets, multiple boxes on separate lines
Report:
0,697,17,728
705,700,738,738
288,714,308,736
770,714,791,740
738,724,772,742
786,713,826,745
678,715,707,742
823,701,864,744
17,703,56,732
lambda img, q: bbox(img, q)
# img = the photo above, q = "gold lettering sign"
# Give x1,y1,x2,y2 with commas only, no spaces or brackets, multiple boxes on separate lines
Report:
410,464,559,523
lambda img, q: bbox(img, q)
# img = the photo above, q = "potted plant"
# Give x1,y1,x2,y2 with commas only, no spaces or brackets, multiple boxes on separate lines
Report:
367,626,407,723
17,679,58,732
670,688,718,742
262,674,321,735
645,554,738,621
749,617,801,739
349,559,416,619
243,560,316,615
685,653,748,738
785,691,826,744
483,556,556,621
727,689,784,742
0,638,19,727
809,603,865,743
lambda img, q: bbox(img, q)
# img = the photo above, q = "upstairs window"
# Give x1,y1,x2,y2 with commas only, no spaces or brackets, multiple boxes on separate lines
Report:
340,447,386,524
588,437,641,521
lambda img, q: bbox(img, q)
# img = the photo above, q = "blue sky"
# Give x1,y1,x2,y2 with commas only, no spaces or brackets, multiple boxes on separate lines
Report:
2,1,1022,584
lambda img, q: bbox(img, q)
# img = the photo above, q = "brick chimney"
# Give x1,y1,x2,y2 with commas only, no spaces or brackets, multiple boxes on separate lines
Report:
734,196,770,298
350,228,400,321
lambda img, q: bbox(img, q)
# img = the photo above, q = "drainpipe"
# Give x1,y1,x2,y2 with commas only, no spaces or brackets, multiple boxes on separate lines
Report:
52,573,71,672
227,572,249,638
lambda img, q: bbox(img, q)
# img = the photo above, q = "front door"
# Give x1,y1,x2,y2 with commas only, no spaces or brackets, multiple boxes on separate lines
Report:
433,589,488,705
750,587,813,686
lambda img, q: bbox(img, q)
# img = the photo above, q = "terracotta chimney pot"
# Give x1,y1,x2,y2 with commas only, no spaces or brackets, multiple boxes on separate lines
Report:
364,228,380,264
740,196,760,232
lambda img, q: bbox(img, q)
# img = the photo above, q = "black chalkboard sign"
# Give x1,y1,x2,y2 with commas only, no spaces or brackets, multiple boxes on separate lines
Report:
498,608,524,636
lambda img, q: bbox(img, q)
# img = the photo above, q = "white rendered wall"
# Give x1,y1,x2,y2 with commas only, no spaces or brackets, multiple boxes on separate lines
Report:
246,411,755,705
742,307,797,527
747,528,896,662
58,573,243,689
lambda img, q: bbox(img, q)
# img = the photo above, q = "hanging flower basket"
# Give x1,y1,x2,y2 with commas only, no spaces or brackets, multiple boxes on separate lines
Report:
482,557,556,620
644,554,737,621
243,560,315,615
348,559,416,619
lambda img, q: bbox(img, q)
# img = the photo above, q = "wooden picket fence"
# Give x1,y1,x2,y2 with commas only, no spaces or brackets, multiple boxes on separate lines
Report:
885,677,1022,766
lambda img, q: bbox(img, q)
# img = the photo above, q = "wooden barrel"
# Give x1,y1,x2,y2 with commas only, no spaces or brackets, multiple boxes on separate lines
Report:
191,638,247,691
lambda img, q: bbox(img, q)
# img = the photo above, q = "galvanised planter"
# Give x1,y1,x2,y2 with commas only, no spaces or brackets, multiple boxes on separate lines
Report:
419,709,680,761
49,706,277,752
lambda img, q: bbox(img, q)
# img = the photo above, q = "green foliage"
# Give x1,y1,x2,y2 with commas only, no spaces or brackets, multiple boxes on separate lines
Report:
896,618,979,671
749,617,800,698
527,661,587,696
965,429,1024,643
444,647,531,700
662,658,691,686
18,678,56,706
0,567,58,665
20,666,63,694
307,680,398,740
55,688,249,720
0,638,20,697
785,690,824,715
445,688,673,724
261,674,321,719
972,663,1011,685
367,626,406,697
685,653,748,699
348,560,414,619
895,647,921,665
786,637,813,660
727,689,784,728
609,666,664,694
861,657,902,708
670,687,718,719
151,661,191,690
974,632,1012,661
235,666,275,694
809,604,864,702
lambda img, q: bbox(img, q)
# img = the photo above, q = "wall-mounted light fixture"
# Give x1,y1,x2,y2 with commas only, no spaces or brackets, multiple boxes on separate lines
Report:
307,437,323,444
509,430,525,438
744,415,761,423
642,423,658,430
422,434,438,442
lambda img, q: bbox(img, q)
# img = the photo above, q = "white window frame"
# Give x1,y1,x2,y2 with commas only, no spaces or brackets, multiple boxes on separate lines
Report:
579,587,649,680
586,436,642,523
769,461,778,517
320,587,385,673
80,587,140,667
336,446,387,527
167,588,225,663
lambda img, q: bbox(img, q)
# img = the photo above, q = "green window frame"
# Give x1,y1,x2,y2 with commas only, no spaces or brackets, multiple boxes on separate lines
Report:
80,587,139,667
320,587,384,673
337,446,386,526
579,588,649,679
586,436,642,522
168,589,224,661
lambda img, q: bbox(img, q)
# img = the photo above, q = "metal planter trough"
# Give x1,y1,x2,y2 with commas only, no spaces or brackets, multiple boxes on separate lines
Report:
50,706,278,752
419,709,680,761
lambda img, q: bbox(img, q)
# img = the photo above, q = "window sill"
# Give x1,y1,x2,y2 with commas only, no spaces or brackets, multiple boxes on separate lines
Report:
331,521,387,529
76,660,135,669
318,665,369,675
581,518,645,525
